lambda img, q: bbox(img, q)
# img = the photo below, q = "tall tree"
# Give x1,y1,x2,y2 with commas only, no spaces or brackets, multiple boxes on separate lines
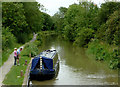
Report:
23,2,44,32
2,2,29,36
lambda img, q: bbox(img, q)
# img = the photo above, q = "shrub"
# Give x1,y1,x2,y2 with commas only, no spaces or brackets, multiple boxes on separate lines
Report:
21,43,39,57
87,40,119,69
2,27,16,51
73,28,94,47
16,33,32,44
109,49,119,69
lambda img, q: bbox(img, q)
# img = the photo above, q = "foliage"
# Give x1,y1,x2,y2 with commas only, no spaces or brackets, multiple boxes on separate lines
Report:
52,7,68,34
2,27,16,51
17,33,33,44
2,28,21,67
97,2,120,25
73,28,94,47
42,13,54,31
104,9,120,45
87,39,119,69
97,9,120,45
62,2,98,41
23,2,44,32
21,43,39,57
2,2,29,42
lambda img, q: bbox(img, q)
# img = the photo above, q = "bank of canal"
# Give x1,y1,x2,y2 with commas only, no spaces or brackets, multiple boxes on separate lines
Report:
32,35,118,85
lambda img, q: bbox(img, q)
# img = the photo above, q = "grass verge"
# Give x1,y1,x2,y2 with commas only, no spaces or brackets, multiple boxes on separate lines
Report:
3,54,31,85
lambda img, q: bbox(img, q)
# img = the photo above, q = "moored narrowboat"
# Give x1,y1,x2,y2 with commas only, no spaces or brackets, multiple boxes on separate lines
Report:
29,49,59,80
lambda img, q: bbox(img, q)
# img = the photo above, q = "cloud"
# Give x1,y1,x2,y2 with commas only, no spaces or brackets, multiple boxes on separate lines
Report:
36,0,79,16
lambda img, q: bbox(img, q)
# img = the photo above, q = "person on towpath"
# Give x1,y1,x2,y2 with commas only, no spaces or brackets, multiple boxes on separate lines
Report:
14,48,17,65
17,47,23,65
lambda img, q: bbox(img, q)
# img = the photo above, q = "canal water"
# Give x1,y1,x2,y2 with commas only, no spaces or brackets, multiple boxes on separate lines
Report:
32,35,118,85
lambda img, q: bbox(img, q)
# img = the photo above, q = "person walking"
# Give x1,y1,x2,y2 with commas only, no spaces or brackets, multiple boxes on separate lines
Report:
17,47,23,65
14,48,17,65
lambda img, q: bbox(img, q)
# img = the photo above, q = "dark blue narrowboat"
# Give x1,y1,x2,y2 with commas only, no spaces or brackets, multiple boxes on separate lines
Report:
29,49,59,80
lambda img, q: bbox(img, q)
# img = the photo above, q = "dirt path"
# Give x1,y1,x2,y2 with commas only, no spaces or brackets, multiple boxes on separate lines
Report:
0,34,37,87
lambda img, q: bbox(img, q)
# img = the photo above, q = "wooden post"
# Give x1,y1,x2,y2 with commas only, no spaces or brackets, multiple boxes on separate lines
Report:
25,60,27,65
21,70,23,77
29,52,31,58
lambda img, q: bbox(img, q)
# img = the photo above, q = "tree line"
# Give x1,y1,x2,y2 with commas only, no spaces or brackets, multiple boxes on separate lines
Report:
53,1,120,47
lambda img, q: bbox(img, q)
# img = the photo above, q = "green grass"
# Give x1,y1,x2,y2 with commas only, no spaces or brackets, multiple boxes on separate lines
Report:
3,56,31,85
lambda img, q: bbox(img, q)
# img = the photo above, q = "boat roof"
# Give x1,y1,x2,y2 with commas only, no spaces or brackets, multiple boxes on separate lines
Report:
39,49,57,59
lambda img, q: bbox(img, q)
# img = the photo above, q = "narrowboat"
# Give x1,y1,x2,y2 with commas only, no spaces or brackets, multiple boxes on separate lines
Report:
29,49,59,80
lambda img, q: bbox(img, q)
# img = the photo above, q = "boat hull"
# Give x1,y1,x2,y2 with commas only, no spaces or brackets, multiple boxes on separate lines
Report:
30,70,55,80
30,62,59,80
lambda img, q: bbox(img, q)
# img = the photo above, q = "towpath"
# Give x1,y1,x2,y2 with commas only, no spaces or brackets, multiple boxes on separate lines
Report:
0,34,37,87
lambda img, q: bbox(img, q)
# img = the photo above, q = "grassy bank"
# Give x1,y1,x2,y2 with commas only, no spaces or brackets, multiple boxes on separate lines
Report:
3,42,38,85
3,56,31,85
86,39,119,69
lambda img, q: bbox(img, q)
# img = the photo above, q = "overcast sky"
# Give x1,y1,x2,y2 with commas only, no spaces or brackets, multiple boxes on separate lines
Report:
36,0,118,16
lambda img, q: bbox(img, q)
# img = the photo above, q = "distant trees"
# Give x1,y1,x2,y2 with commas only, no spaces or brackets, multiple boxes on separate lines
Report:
52,7,67,33
60,2,98,43
42,12,54,31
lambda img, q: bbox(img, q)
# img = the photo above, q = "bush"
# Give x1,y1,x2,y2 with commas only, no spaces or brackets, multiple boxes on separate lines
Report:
87,40,119,69
16,33,32,44
73,28,94,47
21,43,39,57
109,49,119,69
97,9,120,45
2,27,16,51
109,59,118,69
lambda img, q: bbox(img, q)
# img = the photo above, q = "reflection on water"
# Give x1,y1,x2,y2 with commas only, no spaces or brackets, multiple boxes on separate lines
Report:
32,35,118,85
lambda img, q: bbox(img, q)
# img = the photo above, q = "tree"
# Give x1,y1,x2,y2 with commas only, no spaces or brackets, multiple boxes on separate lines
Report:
42,12,53,31
23,2,44,32
52,7,67,33
97,2,120,25
2,2,29,36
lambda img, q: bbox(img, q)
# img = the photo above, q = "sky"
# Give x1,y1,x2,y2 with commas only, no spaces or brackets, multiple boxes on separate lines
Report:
36,0,117,16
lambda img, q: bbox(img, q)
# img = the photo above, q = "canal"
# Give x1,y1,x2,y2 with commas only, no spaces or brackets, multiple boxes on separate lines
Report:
32,35,118,85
